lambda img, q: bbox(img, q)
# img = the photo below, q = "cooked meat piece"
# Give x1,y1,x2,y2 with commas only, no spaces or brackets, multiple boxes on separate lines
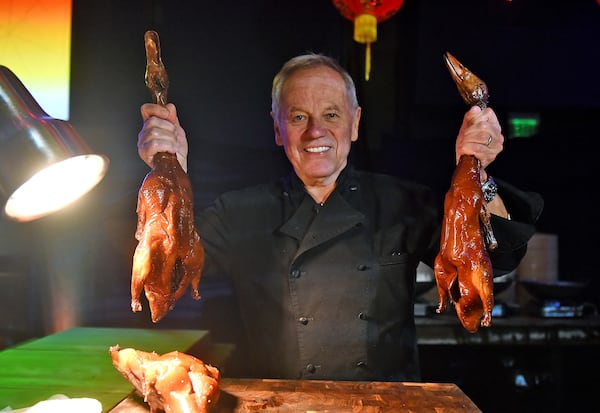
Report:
434,155,494,332
110,345,220,413
130,30,204,323
434,52,498,332
131,151,204,323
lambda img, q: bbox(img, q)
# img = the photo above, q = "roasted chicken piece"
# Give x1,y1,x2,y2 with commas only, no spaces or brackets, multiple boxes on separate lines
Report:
131,30,204,323
110,345,220,413
434,52,496,332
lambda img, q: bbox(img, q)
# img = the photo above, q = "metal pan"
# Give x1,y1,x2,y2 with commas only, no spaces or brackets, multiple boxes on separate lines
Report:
520,279,589,300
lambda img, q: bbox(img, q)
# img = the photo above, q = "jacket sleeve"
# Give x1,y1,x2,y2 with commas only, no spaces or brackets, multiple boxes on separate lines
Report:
488,178,544,275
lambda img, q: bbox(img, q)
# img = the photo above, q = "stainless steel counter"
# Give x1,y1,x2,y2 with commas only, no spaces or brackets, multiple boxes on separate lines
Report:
415,313,600,346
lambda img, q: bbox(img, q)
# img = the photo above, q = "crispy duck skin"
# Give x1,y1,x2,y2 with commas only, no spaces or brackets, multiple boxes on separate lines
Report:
434,155,494,332
110,345,220,413
131,31,204,323
434,52,496,332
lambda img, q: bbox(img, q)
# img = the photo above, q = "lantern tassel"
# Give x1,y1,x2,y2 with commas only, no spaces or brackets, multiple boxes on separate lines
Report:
365,43,371,81
334,0,405,81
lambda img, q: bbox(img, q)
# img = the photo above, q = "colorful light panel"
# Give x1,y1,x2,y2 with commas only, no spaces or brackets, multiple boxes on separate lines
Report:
0,0,72,120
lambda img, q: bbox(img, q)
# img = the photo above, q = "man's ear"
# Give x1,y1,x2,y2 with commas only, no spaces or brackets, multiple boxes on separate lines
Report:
351,106,362,142
271,112,283,146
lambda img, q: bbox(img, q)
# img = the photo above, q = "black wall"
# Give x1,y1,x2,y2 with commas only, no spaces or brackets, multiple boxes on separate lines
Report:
67,0,599,307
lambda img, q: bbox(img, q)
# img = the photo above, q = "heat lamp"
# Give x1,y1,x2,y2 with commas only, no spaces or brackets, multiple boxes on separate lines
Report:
0,65,109,222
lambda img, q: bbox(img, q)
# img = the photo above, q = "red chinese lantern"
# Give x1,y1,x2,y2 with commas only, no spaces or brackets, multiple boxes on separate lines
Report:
333,0,404,81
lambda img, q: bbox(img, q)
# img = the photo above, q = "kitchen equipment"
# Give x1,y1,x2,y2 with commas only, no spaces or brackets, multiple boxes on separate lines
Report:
520,279,596,318
520,280,588,301
517,233,559,283
415,267,517,317
415,261,436,297
493,271,515,295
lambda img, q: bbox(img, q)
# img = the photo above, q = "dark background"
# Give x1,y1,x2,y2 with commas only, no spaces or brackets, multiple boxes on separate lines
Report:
1,0,599,412
70,0,598,296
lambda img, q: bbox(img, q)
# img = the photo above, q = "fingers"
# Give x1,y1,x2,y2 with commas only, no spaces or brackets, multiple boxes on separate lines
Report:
138,103,188,171
455,106,504,168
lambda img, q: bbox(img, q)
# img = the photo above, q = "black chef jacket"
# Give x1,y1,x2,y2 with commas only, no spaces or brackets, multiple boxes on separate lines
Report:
196,165,543,381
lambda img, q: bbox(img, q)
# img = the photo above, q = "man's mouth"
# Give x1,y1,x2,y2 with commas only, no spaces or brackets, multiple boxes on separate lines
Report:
305,146,330,153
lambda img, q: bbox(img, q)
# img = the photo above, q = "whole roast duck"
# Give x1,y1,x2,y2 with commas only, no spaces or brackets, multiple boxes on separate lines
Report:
131,31,204,323
434,52,498,333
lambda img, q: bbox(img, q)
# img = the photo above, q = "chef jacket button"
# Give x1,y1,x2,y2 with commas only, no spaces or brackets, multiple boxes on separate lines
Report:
290,269,301,278
356,361,367,368
358,312,367,320
306,363,316,374
349,185,358,191
283,191,289,197
357,264,367,271
298,316,309,325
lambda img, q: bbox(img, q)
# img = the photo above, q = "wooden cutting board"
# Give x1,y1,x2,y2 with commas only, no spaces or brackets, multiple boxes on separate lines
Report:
111,378,482,412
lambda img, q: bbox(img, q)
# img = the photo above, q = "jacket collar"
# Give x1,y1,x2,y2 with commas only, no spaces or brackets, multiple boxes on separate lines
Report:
278,165,365,250
280,164,360,208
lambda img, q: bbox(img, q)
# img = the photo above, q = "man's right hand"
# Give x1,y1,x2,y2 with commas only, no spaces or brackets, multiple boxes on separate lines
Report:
138,103,189,172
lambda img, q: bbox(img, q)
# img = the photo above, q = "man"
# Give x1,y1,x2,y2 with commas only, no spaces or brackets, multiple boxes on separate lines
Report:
137,53,543,381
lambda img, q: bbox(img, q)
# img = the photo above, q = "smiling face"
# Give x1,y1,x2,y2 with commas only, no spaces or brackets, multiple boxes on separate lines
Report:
272,66,361,189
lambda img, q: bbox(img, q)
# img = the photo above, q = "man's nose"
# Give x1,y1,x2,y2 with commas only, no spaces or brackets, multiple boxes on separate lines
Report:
306,118,326,138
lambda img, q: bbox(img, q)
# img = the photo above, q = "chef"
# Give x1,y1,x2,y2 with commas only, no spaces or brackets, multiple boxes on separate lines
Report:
136,53,543,381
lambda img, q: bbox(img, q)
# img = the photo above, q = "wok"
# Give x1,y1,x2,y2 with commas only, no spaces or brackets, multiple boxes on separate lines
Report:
493,271,515,295
520,279,588,301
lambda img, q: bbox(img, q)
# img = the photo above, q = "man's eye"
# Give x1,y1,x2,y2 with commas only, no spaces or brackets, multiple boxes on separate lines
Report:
293,114,305,121
325,113,339,119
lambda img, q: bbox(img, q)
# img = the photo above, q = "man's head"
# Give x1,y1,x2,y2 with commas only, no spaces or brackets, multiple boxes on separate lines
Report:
271,54,361,189
271,54,359,117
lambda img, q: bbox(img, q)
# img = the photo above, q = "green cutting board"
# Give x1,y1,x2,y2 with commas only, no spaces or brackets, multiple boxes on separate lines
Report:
0,327,210,412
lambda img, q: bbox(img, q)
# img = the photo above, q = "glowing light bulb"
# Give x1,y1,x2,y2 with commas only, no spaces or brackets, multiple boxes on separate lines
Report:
4,154,108,221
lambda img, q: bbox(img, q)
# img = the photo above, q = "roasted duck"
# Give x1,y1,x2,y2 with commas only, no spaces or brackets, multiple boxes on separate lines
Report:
434,52,497,333
110,345,220,413
131,30,204,323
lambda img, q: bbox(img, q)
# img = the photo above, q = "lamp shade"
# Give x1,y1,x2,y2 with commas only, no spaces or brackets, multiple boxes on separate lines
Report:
0,65,109,222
